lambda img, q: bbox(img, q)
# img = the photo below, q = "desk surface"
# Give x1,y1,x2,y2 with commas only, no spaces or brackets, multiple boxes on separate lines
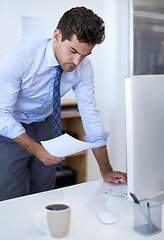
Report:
0,179,164,240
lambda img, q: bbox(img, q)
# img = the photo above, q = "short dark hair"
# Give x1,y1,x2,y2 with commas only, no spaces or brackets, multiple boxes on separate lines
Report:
57,6,105,45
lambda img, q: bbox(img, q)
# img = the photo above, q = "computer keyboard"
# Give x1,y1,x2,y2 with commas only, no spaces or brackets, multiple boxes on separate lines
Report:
102,183,127,198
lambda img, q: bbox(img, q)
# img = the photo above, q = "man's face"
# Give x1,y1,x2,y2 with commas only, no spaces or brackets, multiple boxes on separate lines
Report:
53,30,94,72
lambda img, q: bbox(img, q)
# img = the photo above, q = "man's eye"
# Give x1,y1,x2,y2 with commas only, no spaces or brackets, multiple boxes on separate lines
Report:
70,50,76,54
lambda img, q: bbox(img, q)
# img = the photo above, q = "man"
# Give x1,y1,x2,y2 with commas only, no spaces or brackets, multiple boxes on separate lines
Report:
0,7,127,201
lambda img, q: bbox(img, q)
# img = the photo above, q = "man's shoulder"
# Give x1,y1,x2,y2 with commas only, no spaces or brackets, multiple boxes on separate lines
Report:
1,39,52,70
80,56,91,65
77,56,92,71
6,39,51,57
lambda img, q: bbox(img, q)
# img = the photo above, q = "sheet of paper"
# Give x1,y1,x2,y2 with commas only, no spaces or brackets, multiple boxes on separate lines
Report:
41,134,105,157
20,15,48,41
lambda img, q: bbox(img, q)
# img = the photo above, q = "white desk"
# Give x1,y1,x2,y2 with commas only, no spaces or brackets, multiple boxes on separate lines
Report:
0,179,164,240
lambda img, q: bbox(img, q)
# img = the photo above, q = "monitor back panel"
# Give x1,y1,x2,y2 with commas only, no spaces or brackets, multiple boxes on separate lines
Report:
125,75,164,200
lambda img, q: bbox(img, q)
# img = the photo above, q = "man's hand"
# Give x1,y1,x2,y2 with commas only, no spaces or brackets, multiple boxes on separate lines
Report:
92,145,127,184
13,133,65,166
102,170,127,184
33,142,65,166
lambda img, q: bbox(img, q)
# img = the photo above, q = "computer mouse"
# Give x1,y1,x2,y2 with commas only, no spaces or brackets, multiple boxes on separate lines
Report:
97,210,117,224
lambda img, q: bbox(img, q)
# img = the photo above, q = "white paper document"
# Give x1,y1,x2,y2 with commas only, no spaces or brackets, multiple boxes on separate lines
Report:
20,15,48,41
41,134,105,157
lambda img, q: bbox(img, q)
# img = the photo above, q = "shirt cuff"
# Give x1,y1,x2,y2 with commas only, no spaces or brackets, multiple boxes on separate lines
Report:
84,131,110,148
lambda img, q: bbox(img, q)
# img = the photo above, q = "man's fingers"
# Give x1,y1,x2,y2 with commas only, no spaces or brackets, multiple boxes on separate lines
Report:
103,171,127,184
43,157,65,166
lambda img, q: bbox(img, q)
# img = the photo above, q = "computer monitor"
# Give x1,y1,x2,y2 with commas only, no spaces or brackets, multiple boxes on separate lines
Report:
125,75,164,202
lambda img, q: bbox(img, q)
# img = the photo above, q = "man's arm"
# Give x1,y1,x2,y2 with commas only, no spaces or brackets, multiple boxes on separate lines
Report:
13,133,65,166
92,145,127,184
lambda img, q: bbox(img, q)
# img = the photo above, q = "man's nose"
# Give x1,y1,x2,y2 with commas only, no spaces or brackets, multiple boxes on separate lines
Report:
73,55,81,66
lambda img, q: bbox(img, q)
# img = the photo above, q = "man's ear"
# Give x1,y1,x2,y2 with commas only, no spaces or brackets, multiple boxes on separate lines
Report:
53,29,62,43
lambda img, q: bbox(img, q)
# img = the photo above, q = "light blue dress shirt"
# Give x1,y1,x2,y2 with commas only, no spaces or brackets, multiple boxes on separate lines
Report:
0,39,109,146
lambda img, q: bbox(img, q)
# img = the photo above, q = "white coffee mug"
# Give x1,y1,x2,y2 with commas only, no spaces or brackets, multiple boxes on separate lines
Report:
36,203,71,238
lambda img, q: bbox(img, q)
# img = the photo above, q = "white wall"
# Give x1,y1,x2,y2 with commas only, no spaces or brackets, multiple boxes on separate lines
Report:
87,0,132,180
0,0,131,181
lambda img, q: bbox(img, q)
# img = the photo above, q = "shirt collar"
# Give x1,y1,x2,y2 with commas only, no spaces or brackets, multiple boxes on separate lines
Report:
46,38,59,67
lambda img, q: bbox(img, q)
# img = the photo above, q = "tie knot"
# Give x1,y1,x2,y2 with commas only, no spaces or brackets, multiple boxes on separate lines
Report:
56,65,63,76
